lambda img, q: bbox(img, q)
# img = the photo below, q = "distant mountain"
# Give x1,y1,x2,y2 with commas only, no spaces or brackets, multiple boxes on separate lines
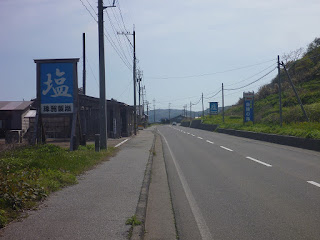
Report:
148,107,231,123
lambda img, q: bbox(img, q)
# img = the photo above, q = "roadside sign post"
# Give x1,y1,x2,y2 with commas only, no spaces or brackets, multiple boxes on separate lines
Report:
243,92,254,124
209,102,218,115
34,58,80,151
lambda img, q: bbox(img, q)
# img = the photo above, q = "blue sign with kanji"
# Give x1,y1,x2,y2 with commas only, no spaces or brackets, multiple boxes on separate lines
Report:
244,100,254,122
40,63,74,114
243,92,254,122
210,102,218,115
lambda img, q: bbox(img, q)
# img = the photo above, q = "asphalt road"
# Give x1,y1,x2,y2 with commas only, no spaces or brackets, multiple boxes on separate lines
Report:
158,125,320,240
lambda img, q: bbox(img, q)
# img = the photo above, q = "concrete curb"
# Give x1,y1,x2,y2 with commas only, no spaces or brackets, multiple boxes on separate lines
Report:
130,130,156,240
216,128,320,152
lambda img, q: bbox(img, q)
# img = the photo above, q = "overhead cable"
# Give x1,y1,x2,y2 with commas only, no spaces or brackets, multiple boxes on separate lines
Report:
79,0,132,71
224,67,277,91
146,58,276,80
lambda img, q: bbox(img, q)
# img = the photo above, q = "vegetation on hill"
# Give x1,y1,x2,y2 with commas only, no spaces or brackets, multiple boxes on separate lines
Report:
202,38,320,139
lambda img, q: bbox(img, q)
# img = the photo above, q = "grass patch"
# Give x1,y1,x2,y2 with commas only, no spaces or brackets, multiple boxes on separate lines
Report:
126,215,141,226
202,114,320,139
0,144,115,227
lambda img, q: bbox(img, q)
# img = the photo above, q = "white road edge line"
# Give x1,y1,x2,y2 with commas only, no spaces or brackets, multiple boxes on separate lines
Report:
206,140,214,144
114,138,129,148
307,181,320,188
246,156,272,167
197,137,203,139
220,146,233,152
159,131,213,240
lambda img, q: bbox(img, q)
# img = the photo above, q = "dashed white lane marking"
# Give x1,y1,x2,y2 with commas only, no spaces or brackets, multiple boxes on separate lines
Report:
114,138,129,148
246,156,272,167
220,146,233,152
206,140,214,144
159,131,213,240
191,134,195,137
197,137,203,139
187,132,190,135
307,181,320,188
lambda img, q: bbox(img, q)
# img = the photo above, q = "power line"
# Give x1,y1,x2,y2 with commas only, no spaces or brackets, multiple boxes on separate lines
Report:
85,0,97,16
105,10,133,67
191,97,202,106
225,63,276,87
224,67,277,91
146,58,276,80
78,0,132,71
204,89,222,99
109,0,133,58
156,95,200,104
79,0,98,22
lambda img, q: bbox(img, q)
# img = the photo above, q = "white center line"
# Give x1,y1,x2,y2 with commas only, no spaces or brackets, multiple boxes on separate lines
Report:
307,181,320,188
246,156,272,167
220,146,233,151
115,138,130,148
206,140,214,144
197,137,203,139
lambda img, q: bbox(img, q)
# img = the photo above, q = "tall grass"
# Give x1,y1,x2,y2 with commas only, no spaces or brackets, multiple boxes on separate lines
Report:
202,114,320,139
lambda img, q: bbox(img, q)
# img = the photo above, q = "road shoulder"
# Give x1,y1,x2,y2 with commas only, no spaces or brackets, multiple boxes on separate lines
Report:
144,132,177,240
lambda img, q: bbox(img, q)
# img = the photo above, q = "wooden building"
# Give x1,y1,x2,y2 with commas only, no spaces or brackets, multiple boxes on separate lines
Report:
0,101,33,138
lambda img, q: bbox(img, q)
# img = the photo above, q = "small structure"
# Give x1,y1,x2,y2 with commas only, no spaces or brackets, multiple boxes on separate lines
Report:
0,101,34,140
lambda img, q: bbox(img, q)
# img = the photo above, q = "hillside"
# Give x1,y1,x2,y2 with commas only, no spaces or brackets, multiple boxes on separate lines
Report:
201,38,320,139
223,37,320,124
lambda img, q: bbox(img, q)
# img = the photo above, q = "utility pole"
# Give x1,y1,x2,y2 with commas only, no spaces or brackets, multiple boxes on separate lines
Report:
117,27,137,134
278,55,283,127
142,86,145,115
153,98,156,123
97,0,115,149
133,29,137,134
137,70,142,119
190,102,192,120
202,93,204,118
222,83,225,123
145,100,149,117
281,62,309,122
82,33,86,95
169,103,171,123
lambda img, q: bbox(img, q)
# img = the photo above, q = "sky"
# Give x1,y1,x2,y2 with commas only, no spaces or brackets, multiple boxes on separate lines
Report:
1,0,320,112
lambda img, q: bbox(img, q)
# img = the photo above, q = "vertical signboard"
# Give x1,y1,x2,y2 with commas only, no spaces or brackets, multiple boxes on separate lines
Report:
243,92,254,123
209,102,218,115
34,58,80,149
40,62,75,114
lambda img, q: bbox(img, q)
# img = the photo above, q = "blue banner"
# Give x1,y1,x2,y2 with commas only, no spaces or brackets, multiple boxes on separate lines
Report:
40,63,74,114
210,102,218,115
244,99,254,122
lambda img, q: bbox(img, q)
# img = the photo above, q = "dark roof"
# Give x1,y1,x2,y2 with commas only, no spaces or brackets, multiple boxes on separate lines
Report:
0,101,33,111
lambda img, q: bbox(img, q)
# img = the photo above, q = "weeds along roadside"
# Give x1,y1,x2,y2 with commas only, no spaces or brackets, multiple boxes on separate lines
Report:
0,144,116,228
201,114,320,140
